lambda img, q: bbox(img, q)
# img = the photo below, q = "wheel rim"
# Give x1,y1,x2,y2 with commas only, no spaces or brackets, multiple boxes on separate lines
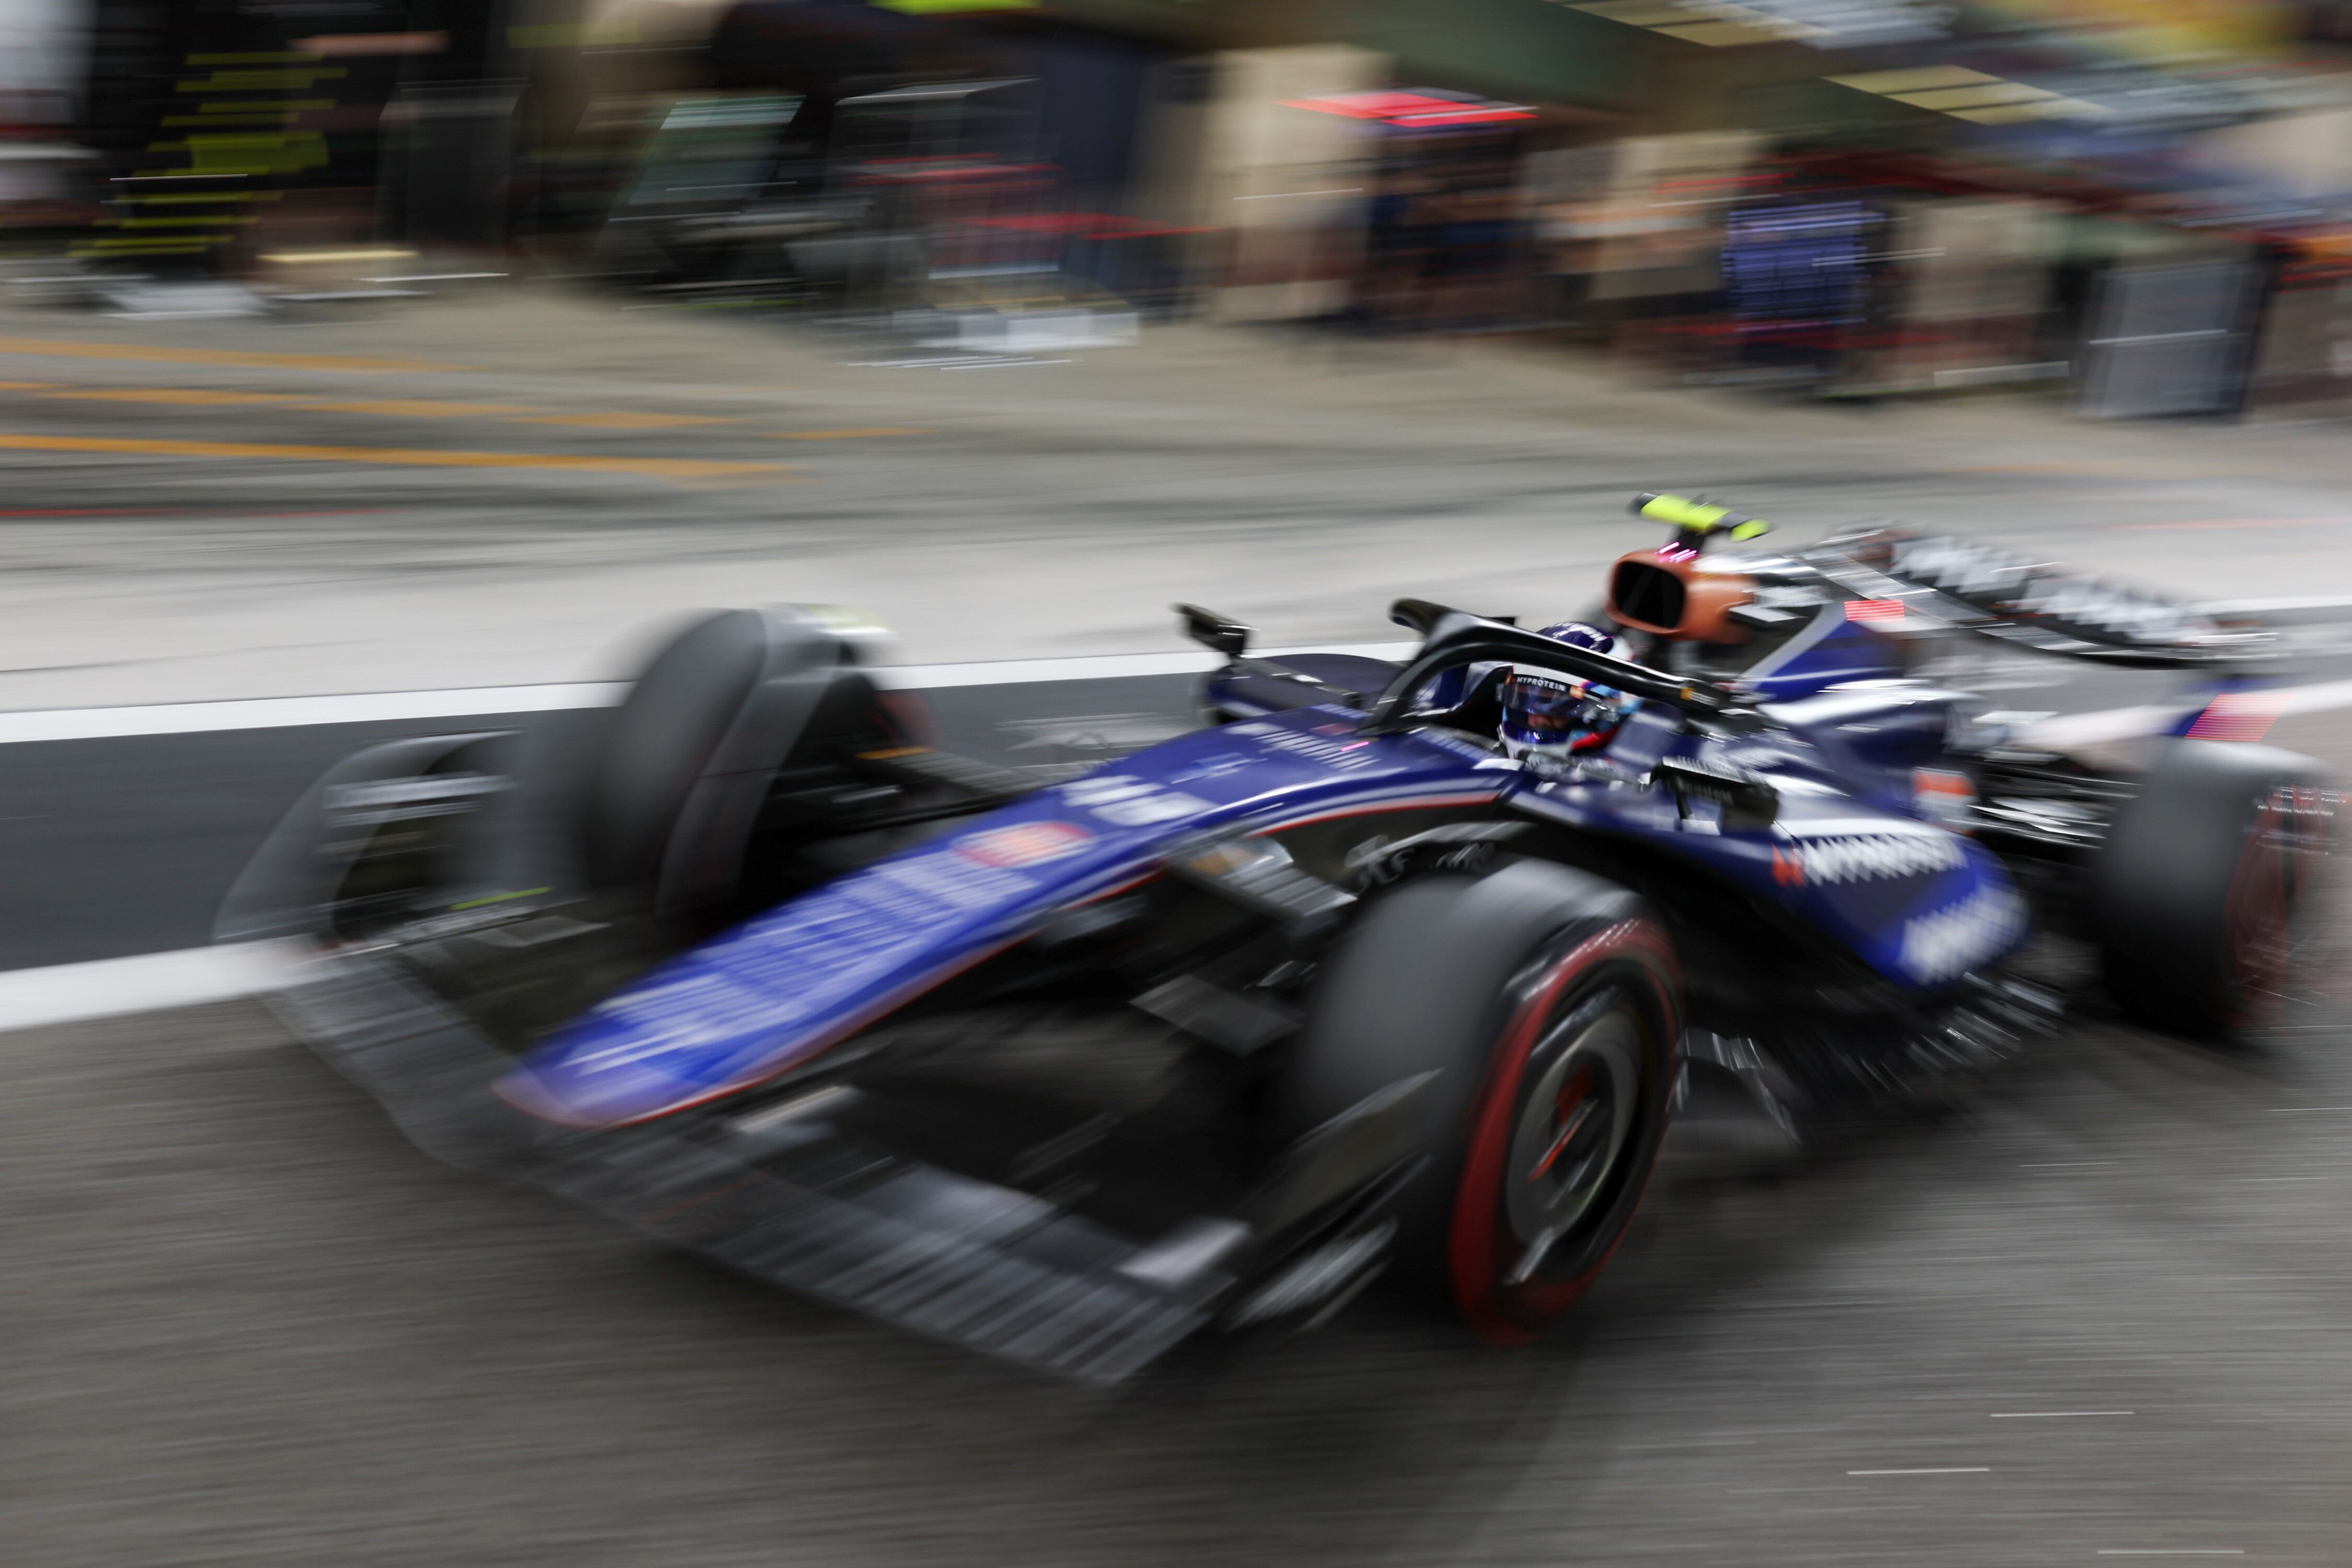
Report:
1448,920,1680,1343
1499,996,1642,1286
2225,785,2303,1017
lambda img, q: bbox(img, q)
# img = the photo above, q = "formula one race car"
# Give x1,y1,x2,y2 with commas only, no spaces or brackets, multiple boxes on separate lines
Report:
223,493,2335,1382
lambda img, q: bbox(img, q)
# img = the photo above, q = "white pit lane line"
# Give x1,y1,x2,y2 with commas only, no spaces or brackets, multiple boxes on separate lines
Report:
0,643,1423,745
0,682,629,746
0,940,313,1033
0,641,1420,1028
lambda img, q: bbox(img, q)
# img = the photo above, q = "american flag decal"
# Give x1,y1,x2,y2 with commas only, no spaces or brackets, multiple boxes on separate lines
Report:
2186,690,2289,744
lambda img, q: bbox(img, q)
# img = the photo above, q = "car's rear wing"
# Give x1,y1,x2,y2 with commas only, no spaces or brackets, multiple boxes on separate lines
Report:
1805,527,2279,671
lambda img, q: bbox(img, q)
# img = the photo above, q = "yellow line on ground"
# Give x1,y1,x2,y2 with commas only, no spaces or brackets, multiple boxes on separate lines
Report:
0,336,468,374
47,387,300,406
766,427,927,440
0,379,54,389
298,399,547,417
0,433,794,481
505,411,739,429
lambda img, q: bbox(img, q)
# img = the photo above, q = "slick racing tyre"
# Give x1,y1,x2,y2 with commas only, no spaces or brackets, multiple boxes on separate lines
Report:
2094,739,2332,1041
579,607,919,915
1281,861,1681,1342
580,609,774,896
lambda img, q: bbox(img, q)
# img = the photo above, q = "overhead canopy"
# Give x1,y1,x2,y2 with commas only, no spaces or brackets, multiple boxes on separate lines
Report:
708,0,1008,96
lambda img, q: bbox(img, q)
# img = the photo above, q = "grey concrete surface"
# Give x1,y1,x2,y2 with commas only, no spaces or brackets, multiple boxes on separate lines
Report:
2,290,2352,707
6,710,2352,1566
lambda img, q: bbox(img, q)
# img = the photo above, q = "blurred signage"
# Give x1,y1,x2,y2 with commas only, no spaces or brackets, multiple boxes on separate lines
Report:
1977,1,2291,58
1722,199,1878,326
1281,89,1538,128
294,32,446,56
1570,0,1950,48
1732,0,1951,46
657,95,802,130
2303,1,2352,43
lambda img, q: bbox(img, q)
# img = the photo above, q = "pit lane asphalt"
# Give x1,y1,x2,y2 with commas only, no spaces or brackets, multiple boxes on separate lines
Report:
6,706,2352,1565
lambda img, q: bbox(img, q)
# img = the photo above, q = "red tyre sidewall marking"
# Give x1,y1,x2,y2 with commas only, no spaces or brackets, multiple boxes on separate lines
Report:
2224,787,2296,1025
2285,785,2335,901
1449,920,1681,1344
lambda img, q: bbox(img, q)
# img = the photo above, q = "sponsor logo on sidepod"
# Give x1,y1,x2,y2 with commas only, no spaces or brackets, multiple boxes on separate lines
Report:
1899,884,2027,984
1059,774,1216,827
1772,831,1968,887
954,821,1095,869
1229,721,1381,772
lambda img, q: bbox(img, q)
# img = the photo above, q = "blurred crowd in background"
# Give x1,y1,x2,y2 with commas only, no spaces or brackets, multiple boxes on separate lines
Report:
6,0,2352,413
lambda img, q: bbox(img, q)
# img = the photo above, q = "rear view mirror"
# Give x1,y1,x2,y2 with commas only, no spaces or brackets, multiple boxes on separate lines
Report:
1174,603,1252,660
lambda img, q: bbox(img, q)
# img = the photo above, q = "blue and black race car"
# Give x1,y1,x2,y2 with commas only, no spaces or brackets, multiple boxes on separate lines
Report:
224,494,2335,1381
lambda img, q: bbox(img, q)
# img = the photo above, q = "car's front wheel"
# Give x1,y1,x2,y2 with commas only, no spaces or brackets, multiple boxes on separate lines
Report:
1278,861,1682,1342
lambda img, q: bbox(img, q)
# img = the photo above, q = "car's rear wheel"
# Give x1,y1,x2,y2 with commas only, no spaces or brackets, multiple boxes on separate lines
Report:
2093,739,2332,1041
1278,861,1681,1342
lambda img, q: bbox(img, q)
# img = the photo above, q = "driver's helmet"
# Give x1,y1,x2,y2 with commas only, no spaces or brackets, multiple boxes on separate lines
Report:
1500,622,1640,758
